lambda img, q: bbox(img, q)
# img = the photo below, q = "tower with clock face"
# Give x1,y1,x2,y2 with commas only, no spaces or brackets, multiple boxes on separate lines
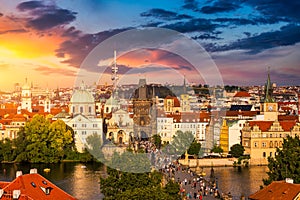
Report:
262,69,278,121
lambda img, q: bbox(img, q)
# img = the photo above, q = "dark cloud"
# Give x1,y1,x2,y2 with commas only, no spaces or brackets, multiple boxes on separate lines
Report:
17,1,44,11
56,28,128,68
182,0,199,11
16,1,76,30
141,21,163,28
162,18,219,33
209,24,300,53
192,33,222,40
0,29,27,35
245,0,300,22
0,13,3,17
141,8,192,20
214,18,256,26
200,1,240,14
61,26,82,38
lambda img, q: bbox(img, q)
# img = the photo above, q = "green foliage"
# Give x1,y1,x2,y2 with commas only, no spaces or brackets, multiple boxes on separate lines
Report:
211,145,223,154
187,140,201,157
152,134,162,149
229,144,245,158
0,114,83,163
263,135,300,185
0,139,14,162
23,115,74,163
164,130,194,156
100,167,180,200
86,133,105,162
109,151,151,173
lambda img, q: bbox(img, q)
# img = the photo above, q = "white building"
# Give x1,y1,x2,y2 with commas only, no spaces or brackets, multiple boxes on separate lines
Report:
62,83,103,152
21,79,32,112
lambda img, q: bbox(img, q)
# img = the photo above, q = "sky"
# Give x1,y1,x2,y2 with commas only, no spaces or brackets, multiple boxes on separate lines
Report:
0,0,300,91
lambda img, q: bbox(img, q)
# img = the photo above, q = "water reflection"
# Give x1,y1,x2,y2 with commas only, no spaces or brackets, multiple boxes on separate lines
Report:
202,166,268,198
0,162,104,200
0,163,268,199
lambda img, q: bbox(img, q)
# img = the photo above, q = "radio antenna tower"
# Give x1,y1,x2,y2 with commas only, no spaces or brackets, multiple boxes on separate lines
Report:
111,50,119,97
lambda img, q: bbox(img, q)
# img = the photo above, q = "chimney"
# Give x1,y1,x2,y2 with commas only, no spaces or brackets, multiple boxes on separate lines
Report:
13,190,21,199
16,171,22,178
0,189,4,198
285,178,294,184
30,168,38,174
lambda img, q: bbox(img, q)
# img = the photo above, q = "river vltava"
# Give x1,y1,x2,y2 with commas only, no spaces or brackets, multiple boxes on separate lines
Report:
0,163,268,199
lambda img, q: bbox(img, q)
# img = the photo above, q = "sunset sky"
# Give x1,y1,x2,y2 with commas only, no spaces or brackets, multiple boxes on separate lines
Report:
0,0,300,91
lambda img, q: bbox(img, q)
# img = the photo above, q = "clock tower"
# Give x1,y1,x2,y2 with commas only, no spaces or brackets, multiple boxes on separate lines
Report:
262,68,278,121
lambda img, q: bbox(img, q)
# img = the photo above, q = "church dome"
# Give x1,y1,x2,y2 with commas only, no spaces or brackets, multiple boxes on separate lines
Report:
71,89,95,103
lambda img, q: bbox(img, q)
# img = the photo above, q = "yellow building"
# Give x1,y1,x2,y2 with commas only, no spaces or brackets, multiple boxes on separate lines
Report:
242,70,300,165
220,119,229,153
242,120,300,165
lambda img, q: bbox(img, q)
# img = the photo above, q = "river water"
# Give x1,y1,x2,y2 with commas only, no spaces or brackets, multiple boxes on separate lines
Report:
0,163,268,199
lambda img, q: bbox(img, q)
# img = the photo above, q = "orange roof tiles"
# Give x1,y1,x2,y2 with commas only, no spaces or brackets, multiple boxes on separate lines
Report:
234,91,251,97
249,121,274,131
226,111,258,117
0,172,76,200
248,120,297,132
249,181,300,200
279,121,297,132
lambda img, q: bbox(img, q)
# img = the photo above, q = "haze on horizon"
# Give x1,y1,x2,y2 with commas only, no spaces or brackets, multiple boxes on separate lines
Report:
0,0,300,91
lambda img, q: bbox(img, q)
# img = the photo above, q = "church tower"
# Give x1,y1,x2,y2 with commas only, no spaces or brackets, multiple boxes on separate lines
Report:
44,89,51,113
262,68,278,121
21,78,32,112
220,119,229,153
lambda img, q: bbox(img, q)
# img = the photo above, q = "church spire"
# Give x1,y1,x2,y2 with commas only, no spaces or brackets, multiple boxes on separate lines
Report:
264,67,274,103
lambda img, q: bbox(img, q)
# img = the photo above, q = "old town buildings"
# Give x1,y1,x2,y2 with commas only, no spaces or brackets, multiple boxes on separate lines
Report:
0,72,299,160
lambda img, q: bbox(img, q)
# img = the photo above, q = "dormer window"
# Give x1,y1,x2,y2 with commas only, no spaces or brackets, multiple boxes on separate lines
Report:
40,186,53,195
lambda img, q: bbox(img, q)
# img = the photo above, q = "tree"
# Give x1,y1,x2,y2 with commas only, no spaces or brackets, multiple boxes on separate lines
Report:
100,167,180,200
263,135,300,185
164,131,194,157
229,144,245,158
19,115,74,163
152,134,162,149
211,145,223,154
0,139,14,162
187,140,201,157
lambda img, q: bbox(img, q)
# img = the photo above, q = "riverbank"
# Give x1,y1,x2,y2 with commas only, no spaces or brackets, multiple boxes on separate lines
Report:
179,158,238,167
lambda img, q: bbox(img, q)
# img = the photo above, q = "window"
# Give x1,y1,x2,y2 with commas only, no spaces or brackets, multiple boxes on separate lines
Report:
270,152,272,157
93,124,97,128
269,141,273,148
262,142,266,147
254,142,258,147
80,107,83,113
270,134,272,138
89,106,92,113
82,124,87,128
263,152,266,157
279,141,283,147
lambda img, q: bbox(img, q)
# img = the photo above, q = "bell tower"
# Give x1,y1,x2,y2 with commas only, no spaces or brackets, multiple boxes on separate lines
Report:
262,68,278,121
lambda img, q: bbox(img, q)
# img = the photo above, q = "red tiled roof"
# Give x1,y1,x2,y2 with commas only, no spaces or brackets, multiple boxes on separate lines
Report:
166,111,211,123
1,173,76,200
0,109,17,118
234,91,251,97
279,121,297,132
164,96,180,107
249,121,274,131
226,111,258,117
278,115,298,121
249,181,300,200
248,120,297,132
